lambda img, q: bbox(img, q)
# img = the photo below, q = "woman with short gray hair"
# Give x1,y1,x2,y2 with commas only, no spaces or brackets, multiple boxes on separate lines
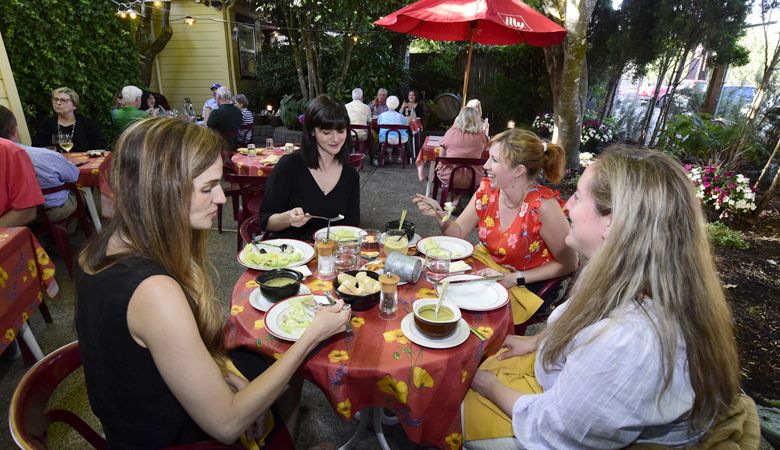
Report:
233,94,254,145
32,86,106,152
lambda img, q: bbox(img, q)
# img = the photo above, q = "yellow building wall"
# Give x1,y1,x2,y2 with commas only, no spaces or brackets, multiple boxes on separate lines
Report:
0,31,31,145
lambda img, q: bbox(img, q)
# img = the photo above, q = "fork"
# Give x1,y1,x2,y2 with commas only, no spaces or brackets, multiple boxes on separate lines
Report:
304,213,345,222
324,291,353,335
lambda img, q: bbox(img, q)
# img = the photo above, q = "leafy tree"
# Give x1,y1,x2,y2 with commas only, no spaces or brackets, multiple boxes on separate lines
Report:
134,1,173,86
0,0,142,142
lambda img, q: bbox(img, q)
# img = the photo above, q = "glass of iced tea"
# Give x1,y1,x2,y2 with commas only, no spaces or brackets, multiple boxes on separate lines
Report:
383,229,408,256
360,229,381,261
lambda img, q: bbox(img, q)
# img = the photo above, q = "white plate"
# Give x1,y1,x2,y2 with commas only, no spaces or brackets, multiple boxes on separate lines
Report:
400,314,470,349
313,226,365,242
416,236,475,260
249,285,312,312
264,294,324,341
434,275,509,312
237,239,315,271
379,232,421,247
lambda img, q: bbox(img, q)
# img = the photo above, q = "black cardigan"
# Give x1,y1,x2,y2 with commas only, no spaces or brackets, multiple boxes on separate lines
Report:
32,113,107,152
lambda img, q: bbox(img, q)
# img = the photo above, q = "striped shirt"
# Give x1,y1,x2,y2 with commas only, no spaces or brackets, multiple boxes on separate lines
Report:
238,109,254,145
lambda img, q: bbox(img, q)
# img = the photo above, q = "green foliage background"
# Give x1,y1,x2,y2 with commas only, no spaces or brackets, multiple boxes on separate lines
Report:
0,0,143,143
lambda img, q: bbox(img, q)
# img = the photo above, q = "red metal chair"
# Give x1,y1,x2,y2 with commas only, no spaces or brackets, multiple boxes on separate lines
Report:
378,124,412,168
430,156,487,208
33,183,94,278
226,174,268,252
217,161,241,234
348,124,372,156
9,341,107,449
237,122,254,147
238,215,270,250
348,153,365,172
514,274,574,336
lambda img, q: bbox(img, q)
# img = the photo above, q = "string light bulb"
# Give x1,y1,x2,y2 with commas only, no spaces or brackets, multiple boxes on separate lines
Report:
118,10,129,19
184,15,197,25
351,35,359,44
266,104,273,112
153,0,163,7
128,9,138,19
507,120,515,129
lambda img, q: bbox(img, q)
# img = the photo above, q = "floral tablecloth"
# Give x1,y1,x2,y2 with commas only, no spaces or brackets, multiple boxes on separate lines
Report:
0,227,58,353
225,255,512,449
231,148,288,177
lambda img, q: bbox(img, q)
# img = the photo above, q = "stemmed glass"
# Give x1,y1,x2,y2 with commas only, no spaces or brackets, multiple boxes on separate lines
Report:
58,132,74,153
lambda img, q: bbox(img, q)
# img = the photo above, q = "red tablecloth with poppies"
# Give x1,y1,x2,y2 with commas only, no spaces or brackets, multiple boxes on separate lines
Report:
63,152,109,188
0,227,58,353
230,148,288,177
225,255,512,449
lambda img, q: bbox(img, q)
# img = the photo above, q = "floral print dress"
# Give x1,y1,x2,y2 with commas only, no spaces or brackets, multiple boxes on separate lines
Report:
474,178,562,271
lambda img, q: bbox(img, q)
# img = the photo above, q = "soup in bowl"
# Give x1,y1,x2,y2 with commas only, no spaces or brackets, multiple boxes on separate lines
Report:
256,268,303,302
413,298,462,338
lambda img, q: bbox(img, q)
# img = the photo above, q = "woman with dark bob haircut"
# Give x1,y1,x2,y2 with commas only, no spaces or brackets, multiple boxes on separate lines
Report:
260,94,360,240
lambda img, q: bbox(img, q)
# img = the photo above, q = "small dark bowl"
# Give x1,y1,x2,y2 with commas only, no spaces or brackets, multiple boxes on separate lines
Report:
385,220,416,241
256,269,303,302
334,270,381,311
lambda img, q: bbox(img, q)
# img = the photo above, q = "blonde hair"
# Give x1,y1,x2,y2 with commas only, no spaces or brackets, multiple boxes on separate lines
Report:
489,129,565,183
79,118,226,355
52,87,80,108
541,145,740,428
453,107,483,134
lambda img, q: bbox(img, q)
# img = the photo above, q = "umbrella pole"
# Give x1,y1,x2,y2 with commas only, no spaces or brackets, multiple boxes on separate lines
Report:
462,27,475,107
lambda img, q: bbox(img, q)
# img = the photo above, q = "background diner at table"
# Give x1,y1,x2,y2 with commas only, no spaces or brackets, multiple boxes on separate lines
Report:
259,94,360,241
112,85,150,134
75,118,350,448
377,95,409,164
413,128,577,324
463,147,753,449
435,106,489,196
32,87,106,153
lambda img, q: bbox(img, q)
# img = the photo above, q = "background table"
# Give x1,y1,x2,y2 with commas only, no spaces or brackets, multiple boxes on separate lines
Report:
0,227,58,359
225,254,512,449
415,136,444,197
62,152,109,230
231,148,287,177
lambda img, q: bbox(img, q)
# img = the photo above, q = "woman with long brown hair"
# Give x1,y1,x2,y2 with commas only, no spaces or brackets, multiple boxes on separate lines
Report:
76,118,349,447
462,146,742,448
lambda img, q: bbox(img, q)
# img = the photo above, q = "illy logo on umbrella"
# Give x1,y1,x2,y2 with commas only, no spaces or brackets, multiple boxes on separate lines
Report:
499,13,533,31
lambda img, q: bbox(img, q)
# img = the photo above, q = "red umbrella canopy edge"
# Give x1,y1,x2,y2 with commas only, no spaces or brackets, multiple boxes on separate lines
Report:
375,0,566,47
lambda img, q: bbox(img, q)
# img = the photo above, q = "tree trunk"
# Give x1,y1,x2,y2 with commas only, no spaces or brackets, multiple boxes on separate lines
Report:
302,29,318,99
638,52,672,144
286,8,308,101
135,2,173,87
702,64,727,115
334,33,356,96
598,64,623,121
755,134,780,189
543,0,597,169
650,45,691,147
753,140,780,217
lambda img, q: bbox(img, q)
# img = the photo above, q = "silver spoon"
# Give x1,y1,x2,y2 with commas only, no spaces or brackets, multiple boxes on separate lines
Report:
251,233,292,253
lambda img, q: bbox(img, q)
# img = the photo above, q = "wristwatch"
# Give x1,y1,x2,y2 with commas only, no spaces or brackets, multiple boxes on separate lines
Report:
515,271,526,287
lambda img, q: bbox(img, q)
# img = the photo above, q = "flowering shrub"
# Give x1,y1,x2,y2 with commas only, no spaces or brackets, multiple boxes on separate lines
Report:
581,119,614,146
532,113,554,137
579,152,596,168
685,164,757,218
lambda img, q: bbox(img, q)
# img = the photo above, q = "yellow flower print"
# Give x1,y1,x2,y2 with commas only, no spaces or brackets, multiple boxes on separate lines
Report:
5,328,14,342
36,247,50,266
484,216,495,228
41,268,55,281
230,305,244,316
336,398,352,419
308,279,333,291
481,194,489,205
461,370,468,383
377,375,408,404
350,317,365,328
37,292,42,301
22,312,28,322
253,320,264,330
528,241,540,252
476,326,494,339
445,432,462,450
415,287,437,299
23,275,28,283
413,367,434,388
382,329,409,345
497,247,506,256
245,280,259,289
541,248,549,258
328,349,350,363
91,168,100,175
27,259,37,278
0,266,7,288
0,233,8,240
273,352,284,360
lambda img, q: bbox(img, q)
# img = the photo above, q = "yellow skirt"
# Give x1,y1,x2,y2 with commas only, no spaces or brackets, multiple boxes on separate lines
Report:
463,349,543,441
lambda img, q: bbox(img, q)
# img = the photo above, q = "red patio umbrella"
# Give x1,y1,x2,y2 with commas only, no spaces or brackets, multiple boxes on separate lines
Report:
375,0,566,103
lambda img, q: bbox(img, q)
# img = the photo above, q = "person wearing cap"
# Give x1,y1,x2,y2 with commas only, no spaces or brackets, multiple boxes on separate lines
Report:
376,95,408,164
203,83,221,122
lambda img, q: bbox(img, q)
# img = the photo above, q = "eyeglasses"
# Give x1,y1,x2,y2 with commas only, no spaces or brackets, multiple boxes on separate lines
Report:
52,97,72,104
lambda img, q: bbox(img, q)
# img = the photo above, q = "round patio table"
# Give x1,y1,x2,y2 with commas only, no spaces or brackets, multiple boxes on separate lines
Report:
225,252,512,449
230,148,288,177
62,152,110,230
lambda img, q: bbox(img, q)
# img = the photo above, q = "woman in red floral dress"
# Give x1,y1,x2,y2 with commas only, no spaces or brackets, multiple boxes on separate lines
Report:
413,129,577,299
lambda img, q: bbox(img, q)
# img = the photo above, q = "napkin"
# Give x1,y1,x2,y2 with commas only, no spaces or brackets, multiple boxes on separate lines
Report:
448,261,471,273
261,155,280,165
291,265,312,278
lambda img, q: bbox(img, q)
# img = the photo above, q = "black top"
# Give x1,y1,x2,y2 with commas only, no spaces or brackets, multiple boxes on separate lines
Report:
259,151,360,241
32,113,107,152
75,257,210,449
206,103,243,133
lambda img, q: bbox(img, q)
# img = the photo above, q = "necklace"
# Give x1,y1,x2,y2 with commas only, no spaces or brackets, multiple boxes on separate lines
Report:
57,120,75,137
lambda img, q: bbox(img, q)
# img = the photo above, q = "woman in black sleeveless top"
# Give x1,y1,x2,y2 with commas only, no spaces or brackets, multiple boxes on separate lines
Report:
76,118,350,448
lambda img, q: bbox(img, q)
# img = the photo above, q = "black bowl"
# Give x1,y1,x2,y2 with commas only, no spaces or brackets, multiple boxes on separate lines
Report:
385,220,416,241
256,269,303,302
334,270,381,311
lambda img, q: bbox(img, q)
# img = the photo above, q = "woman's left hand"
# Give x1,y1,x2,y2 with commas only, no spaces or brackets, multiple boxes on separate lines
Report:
471,369,498,397
475,268,515,288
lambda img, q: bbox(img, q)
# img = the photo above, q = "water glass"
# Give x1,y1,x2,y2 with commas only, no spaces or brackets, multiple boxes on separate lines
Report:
425,248,451,284
247,143,256,157
265,138,274,152
334,237,360,272
359,229,381,261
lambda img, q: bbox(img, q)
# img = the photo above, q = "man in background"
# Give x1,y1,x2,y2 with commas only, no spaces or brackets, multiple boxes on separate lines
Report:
369,88,389,117
112,85,149,134
207,86,243,150
202,83,221,122
345,87,371,142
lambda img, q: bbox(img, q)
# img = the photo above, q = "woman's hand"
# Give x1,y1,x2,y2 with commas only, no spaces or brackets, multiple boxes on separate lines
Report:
471,369,498,397
287,207,309,228
496,335,539,360
474,268,516,289
412,194,444,220
305,300,350,343
223,372,268,439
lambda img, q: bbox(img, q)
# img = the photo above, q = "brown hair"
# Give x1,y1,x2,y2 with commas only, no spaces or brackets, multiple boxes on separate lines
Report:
79,118,226,354
489,129,565,183
0,105,18,139
541,145,740,428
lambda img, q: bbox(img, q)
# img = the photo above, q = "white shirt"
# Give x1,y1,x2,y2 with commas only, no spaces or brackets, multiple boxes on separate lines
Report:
512,300,705,449
345,100,371,140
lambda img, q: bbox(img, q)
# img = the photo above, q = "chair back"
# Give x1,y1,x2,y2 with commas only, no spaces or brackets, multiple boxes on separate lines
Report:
226,174,268,218
431,156,486,207
348,153,365,172
238,214,268,248
9,341,107,449
378,124,410,143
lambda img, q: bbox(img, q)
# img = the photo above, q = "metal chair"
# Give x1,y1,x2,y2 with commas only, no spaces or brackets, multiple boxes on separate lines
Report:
226,174,268,252
348,124,372,156
238,214,270,250
430,156,487,208
377,124,412,168
348,153,366,172
514,274,574,336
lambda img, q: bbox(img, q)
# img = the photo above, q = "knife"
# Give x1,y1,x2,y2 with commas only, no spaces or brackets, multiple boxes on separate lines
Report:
446,275,505,285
